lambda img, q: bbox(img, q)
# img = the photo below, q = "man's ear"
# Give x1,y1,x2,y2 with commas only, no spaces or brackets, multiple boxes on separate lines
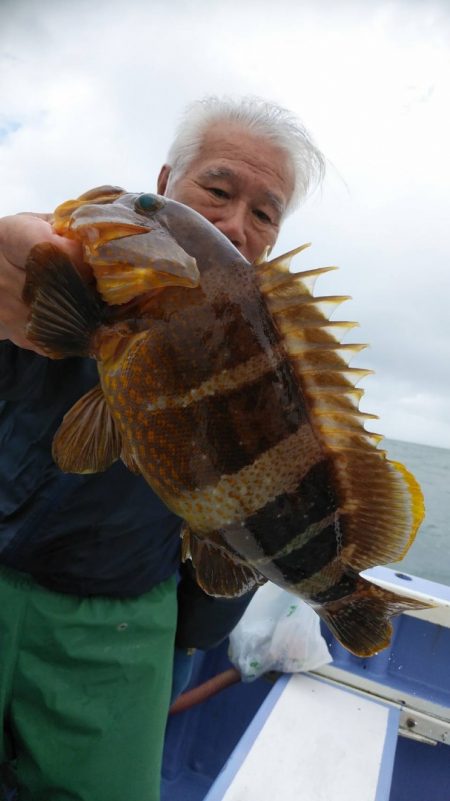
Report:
157,164,171,196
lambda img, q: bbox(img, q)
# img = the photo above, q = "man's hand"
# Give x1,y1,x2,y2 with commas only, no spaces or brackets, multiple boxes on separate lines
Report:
0,212,87,353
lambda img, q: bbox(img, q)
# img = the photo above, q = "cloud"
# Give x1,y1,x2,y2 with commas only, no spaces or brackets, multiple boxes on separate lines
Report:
1,0,449,447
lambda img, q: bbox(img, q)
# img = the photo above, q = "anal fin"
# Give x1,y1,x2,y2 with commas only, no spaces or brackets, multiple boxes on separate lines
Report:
182,527,266,598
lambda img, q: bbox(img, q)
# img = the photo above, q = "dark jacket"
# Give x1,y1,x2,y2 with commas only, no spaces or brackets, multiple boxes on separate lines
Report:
0,342,253,648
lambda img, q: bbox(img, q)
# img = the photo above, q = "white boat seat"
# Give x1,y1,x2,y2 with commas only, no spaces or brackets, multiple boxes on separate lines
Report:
204,673,400,801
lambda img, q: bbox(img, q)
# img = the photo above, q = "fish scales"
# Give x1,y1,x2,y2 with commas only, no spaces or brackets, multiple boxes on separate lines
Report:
22,186,430,657
103,253,312,498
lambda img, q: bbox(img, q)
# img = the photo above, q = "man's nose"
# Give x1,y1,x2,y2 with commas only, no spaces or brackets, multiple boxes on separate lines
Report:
214,204,247,253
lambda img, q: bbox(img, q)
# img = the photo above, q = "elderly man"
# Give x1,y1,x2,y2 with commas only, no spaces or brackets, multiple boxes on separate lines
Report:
0,96,324,801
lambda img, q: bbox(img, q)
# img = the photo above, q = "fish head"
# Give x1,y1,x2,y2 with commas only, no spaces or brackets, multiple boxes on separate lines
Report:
53,186,202,305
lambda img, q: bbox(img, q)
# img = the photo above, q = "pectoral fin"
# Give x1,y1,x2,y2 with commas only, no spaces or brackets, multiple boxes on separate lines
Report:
120,439,142,475
23,243,103,358
53,384,122,474
182,527,266,598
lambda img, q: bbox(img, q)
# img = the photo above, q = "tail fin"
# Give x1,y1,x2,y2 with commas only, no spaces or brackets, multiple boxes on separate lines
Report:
23,242,103,358
318,577,434,657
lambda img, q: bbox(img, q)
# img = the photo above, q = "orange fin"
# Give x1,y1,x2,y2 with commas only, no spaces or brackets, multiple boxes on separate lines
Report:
253,246,373,451
336,453,425,570
53,384,122,474
182,528,266,598
23,242,102,358
318,576,434,657
255,245,425,570
120,440,142,475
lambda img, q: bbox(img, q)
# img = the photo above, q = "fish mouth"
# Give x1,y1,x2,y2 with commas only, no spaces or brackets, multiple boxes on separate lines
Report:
67,193,200,304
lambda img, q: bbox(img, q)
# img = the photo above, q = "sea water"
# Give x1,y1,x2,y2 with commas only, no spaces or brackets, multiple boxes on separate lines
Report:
383,438,450,587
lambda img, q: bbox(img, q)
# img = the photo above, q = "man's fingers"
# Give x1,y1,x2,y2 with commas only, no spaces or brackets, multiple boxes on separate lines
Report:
11,215,86,274
0,212,90,355
20,212,53,222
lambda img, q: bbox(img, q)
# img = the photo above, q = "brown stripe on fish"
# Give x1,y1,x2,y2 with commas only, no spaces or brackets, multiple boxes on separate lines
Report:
268,521,343,584
250,512,338,567
142,349,283,411
116,360,310,493
310,569,361,605
108,291,282,401
222,460,339,560
292,556,345,598
156,423,323,533
221,509,343,588
218,513,340,588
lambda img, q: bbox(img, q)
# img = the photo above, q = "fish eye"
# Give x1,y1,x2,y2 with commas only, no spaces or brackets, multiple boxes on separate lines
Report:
135,193,164,213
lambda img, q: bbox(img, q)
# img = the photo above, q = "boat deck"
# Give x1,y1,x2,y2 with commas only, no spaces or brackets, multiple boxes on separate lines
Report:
162,569,450,801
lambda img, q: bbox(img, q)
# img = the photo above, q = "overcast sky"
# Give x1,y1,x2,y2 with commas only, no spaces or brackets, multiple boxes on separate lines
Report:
1,0,449,449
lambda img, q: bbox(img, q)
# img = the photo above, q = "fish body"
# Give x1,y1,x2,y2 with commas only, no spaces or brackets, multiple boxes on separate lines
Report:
24,186,427,656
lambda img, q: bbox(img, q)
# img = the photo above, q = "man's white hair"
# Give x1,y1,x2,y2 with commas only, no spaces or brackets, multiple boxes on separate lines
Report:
165,95,325,215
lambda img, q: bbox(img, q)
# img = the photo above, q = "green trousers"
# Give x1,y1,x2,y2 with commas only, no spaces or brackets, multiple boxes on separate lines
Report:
0,566,177,801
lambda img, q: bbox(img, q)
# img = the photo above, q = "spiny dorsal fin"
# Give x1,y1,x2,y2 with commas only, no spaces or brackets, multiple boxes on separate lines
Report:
270,293,350,318
256,242,312,273
285,342,367,368
52,384,122,474
259,264,337,296
255,244,425,572
253,245,272,265
304,388,365,419
292,365,374,387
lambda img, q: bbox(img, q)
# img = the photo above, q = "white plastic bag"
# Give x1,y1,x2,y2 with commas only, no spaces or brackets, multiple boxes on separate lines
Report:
228,582,332,681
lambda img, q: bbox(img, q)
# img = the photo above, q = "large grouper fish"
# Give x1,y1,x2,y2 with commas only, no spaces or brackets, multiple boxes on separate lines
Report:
23,185,429,657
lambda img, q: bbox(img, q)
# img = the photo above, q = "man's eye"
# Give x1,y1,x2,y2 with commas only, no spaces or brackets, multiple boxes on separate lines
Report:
208,187,229,199
254,209,272,224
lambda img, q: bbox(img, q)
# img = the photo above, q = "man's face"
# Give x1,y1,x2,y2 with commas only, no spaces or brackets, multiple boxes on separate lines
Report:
158,122,294,263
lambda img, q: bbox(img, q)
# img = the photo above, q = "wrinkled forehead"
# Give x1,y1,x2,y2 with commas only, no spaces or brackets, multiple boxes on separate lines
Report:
190,123,295,206
199,164,287,217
